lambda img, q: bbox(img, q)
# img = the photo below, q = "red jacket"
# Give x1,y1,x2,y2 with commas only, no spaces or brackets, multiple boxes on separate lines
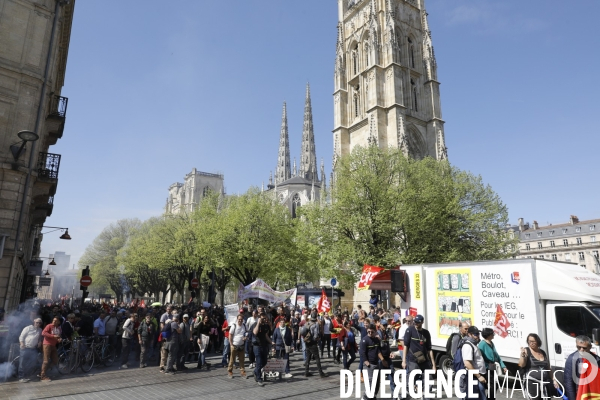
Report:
42,324,61,346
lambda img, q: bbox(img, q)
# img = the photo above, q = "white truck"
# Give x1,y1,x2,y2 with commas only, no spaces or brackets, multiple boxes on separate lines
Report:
396,259,600,377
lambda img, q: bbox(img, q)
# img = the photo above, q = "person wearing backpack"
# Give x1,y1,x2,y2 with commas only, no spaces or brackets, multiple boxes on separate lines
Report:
301,312,328,378
478,328,508,400
457,326,487,400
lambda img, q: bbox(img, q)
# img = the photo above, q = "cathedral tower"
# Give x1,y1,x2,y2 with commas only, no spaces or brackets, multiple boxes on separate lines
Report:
276,102,291,184
300,83,319,182
333,0,447,165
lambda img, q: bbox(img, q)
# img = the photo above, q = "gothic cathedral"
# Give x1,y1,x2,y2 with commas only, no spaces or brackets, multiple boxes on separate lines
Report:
267,84,325,217
333,0,448,164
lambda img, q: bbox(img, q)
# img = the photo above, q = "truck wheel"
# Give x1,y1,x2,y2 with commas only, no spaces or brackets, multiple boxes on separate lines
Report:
439,355,453,378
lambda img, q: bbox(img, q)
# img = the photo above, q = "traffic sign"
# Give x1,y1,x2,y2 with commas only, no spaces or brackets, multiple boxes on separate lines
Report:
80,276,92,287
190,278,199,289
330,278,337,287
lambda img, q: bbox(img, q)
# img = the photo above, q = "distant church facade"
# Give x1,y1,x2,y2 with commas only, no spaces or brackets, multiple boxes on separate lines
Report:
266,84,325,217
333,0,448,165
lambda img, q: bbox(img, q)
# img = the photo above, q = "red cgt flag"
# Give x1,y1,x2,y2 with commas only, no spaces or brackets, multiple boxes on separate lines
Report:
493,304,511,338
576,357,600,400
317,289,331,313
357,264,384,291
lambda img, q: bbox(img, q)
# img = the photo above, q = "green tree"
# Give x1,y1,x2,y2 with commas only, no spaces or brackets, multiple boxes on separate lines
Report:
298,146,516,282
197,188,316,287
79,218,142,302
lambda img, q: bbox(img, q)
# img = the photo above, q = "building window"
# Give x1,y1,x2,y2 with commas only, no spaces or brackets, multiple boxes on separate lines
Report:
525,243,531,251
578,252,585,261
411,79,418,112
537,232,542,237
539,255,544,259
291,193,301,218
592,250,599,259
576,227,581,233
525,234,530,239
550,240,555,248
551,254,557,261
352,46,359,75
565,253,571,261
365,43,370,67
576,237,583,245
563,239,569,247
537,242,543,249
562,229,568,234
592,236,597,243
549,230,554,236
408,37,415,68
353,86,360,118
591,225,596,231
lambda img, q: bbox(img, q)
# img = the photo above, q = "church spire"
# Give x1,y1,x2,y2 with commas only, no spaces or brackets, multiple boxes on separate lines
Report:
275,102,291,184
300,83,318,182
293,157,297,177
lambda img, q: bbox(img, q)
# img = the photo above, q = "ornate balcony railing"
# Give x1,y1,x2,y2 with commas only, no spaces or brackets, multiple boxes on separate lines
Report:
38,152,61,180
48,95,68,118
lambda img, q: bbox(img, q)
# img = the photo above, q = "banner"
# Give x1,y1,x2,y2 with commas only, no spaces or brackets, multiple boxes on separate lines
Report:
237,279,297,306
358,264,384,291
296,295,305,309
224,304,239,326
317,288,331,313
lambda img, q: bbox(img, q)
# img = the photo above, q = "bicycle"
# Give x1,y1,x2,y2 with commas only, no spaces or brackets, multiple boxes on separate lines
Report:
6,344,43,381
58,337,95,374
88,336,116,368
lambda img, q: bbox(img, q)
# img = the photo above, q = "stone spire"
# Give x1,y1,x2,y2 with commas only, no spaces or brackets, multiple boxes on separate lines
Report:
269,171,273,187
300,83,318,182
293,158,297,177
320,159,325,184
437,129,448,160
275,102,291,184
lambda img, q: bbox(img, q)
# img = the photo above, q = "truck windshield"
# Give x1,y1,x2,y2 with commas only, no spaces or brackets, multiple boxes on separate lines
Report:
590,306,600,321
555,306,600,338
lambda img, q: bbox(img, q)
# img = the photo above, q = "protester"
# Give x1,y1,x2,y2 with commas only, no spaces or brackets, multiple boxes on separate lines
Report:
291,311,301,351
251,312,272,386
561,335,598,400
221,318,230,367
331,313,342,364
301,311,327,378
402,314,436,377
137,314,154,368
120,314,135,369
40,317,62,382
272,318,293,378
461,326,486,400
228,313,248,379
320,313,333,358
195,315,211,370
360,323,387,400
93,311,106,337
163,315,182,375
18,318,42,382
478,328,508,400
339,320,357,370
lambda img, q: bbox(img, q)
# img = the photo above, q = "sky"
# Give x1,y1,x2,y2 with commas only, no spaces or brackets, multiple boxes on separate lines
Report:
41,0,600,270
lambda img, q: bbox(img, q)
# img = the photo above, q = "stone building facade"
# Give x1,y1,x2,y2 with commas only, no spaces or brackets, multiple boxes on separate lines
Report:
266,84,325,216
507,216,600,273
0,0,76,310
165,168,225,214
333,0,447,165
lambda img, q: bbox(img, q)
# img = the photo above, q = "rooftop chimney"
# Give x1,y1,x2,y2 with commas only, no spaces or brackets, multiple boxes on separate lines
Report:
570,215,579,225
532,221,539,230
518,218,524,232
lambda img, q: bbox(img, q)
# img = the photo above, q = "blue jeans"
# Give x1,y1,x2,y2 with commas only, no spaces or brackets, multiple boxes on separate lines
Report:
342,348,356,369
253,345,268,382
301,338,307,361
197,351,207,367
380,357,395,394
19,348,37,379
221,337,230,365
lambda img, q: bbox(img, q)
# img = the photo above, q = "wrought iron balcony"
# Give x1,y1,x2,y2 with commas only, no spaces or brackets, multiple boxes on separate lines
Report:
37,152,61,180
48,95,68,118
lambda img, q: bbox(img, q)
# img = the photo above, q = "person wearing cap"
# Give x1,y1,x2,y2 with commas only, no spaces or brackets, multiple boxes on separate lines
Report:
177,314,191,370
377,319,396,394
461,326,487,400
18,318,42,382
360,323,387,400
402,314,436,380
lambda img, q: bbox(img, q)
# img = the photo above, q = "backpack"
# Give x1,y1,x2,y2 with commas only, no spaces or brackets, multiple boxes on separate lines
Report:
161,322,172,340
452,339,475,372
302,322,317,344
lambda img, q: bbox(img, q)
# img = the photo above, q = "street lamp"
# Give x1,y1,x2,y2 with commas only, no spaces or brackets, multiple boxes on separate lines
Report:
40,226,71,240
10,130,39,163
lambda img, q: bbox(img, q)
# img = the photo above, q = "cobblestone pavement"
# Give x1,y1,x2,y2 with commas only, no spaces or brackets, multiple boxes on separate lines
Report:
1,351,526,400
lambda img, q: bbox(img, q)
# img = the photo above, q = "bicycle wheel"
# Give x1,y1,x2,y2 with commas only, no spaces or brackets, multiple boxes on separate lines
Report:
102,345,116,367
8,356,19,380
81,349,94,372
58,351,71,375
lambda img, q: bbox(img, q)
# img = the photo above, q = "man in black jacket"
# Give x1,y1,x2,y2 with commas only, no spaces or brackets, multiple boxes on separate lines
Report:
302,312,328,378
360,323,388,400
137,314,154,368
251,312,272,386
564,335,600,400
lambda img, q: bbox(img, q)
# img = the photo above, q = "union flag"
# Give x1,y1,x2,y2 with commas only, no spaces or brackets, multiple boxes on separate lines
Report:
576,357,600,400
317,289,331,313
493,304,511,338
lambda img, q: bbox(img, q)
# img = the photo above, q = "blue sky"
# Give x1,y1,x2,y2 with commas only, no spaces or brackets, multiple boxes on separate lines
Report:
42,0,600,268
